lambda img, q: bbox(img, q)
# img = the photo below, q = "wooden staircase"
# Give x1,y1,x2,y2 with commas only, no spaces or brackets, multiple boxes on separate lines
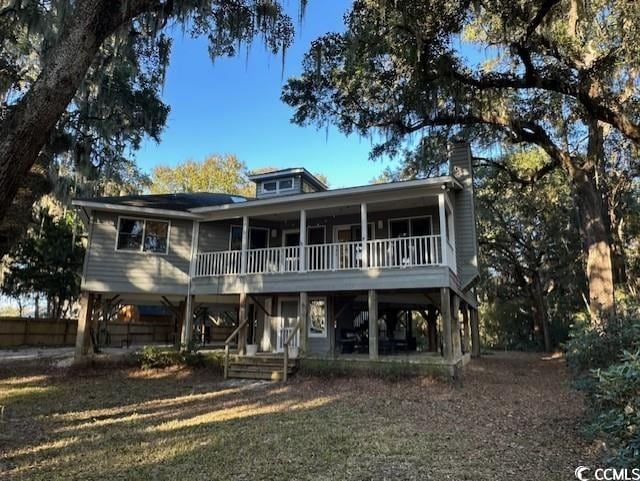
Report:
226,354,298,381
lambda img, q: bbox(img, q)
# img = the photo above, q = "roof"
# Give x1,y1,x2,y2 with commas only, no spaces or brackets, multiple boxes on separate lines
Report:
247,167,327,191
74,192,248,212
72,176,464,219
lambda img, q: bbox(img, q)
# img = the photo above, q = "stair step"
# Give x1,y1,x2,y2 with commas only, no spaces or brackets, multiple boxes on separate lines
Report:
227,369,287,381
229,365,296,374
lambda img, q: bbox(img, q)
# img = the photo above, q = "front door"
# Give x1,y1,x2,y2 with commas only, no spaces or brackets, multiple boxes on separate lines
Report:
276,298,299,352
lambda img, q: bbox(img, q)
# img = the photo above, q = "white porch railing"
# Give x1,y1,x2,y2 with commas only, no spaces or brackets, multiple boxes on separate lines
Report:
247,246,300,274
195,250,242,276
194,235,446,277
367,235,442,269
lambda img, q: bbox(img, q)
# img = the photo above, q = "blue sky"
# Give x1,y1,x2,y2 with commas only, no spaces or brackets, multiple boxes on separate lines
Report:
136,0,396,189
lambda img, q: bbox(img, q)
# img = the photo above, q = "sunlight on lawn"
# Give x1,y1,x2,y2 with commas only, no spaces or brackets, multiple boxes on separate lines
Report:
150,395,337,432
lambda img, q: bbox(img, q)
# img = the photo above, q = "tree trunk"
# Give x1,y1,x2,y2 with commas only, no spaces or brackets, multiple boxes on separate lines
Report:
573,172,616,325
0,0,152,224
531,275,552,352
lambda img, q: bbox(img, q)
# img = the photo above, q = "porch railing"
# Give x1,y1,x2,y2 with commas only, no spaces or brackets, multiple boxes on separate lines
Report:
195,234,445,277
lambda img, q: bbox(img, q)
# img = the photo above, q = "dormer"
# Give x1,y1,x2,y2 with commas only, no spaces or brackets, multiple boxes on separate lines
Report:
248,168,328,199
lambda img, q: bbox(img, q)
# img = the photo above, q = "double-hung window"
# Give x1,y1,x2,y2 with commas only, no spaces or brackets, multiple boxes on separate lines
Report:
116,218,170,254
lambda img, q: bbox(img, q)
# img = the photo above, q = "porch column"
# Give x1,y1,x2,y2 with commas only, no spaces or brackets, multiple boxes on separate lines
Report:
299,209,307,272
452,294,462,360
471,308,481,358
462,304,470,354
360,203,368,268
238,291,248,355
438,194,448,266
241,215,249,275
74,292,96,359
368,289,378,359
440,287,453,361
462,304,471,354
180,294,195,349
298,291,309,353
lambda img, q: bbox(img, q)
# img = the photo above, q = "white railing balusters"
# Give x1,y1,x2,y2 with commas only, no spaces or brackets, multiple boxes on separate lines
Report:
194,235,447,277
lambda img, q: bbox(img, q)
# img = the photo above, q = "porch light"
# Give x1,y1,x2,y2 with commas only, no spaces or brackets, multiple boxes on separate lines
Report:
377,220,383,230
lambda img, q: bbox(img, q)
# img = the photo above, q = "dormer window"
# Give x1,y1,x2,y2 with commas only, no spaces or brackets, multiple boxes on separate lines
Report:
278,178,293,190
262,180,277,193
261,178,294,194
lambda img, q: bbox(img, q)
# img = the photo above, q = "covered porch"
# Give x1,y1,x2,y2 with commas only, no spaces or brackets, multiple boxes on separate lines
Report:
193,186,458,280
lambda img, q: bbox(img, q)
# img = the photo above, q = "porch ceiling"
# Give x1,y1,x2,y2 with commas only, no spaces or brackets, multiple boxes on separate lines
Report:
248,195,439,222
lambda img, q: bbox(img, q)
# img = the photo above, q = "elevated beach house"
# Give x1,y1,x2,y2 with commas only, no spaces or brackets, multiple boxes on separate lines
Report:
72,142,480,379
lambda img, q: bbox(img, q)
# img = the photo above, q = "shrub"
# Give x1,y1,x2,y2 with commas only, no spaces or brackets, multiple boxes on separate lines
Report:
566,317,640,467
588,351,640,466
138,345,205,369
566,319,640,375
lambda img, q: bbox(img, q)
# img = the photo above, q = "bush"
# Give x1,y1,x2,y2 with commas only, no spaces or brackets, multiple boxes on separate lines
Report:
138,345,205,369
566,319,640,375
588,351,640,466
566,317,640,467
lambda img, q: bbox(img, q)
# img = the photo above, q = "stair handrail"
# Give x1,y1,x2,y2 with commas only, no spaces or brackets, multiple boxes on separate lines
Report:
283,318,303,382
224,318,249,379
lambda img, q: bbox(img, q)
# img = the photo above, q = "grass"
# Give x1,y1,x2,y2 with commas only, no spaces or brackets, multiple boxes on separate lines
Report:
0,352,597,480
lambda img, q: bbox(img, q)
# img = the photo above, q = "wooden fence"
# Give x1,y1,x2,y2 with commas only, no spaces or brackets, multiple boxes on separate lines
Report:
0,317,175,348
0,317,77,347
0,317,237,348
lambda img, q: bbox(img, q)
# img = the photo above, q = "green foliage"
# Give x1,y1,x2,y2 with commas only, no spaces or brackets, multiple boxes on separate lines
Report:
566,320,640,377
151,154,254,197
567,318,640,466
1,209,84,319
138,345,205,370
476,148,586,350
588,351,640,466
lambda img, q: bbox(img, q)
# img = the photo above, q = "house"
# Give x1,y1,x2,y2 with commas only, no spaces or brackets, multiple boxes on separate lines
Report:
72,141,480,379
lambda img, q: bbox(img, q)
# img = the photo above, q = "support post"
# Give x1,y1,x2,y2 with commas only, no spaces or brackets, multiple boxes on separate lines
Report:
299,209,307,272
452,294,462,360
75,292,95,359
368,289,378,359
360,203,368,268
298,291,308,353
241,215,249,275
180,295,195,349
471,308,481,358
238,291,248,355
440,288,453,361
329,297,336,356
462,304,470,354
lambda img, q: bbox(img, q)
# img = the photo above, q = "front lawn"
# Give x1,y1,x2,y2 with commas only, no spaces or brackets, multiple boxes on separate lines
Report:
0,352,595,481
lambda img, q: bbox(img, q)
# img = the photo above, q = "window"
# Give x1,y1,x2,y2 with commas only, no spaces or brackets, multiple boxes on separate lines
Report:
144,221,169,253
309,297,327,337
229,226,270,250
260,177,295,194
262,181,277,192
307,226,325,245
116,218,170,254
278,178,293,190
389,216,432,238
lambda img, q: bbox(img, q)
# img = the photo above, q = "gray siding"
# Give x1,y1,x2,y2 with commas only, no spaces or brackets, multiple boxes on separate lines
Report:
192,266,450,295
83,211,192,294
450,142,479,287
